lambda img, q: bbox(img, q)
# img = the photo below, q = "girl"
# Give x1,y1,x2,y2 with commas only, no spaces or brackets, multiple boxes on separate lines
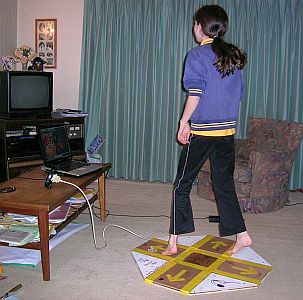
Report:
163,5,252,255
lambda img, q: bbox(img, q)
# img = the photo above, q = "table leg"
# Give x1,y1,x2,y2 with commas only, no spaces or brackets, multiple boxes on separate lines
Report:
98,173,106,222
38,210,50,281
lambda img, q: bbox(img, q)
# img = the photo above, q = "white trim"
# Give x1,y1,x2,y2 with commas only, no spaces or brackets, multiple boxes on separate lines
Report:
172,135,192,234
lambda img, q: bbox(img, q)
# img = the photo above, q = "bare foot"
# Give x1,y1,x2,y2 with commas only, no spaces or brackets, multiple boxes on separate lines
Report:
162,234,178,255
230,231,253,254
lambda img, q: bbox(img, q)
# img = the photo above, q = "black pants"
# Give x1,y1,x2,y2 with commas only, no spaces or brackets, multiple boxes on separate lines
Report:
169,134,246,237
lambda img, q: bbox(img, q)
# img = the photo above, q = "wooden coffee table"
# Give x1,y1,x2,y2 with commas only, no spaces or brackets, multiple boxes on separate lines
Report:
0,163,111,281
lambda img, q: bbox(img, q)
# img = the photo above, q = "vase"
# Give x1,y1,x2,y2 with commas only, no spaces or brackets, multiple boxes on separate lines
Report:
21,62,28,71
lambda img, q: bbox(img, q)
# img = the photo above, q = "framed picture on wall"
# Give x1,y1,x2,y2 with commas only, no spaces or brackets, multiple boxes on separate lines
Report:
35,18,57,68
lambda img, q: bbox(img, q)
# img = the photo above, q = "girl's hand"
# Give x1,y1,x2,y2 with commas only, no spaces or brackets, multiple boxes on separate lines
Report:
176,96,199,144
177,122,190,144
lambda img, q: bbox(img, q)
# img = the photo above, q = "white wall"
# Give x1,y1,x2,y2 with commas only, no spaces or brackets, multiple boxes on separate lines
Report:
17,0,84,109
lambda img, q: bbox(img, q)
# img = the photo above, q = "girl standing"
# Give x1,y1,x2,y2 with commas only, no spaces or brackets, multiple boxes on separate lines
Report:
163,5,252,255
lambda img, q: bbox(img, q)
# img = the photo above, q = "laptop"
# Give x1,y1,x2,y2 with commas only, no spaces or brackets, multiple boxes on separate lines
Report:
38,125,104,177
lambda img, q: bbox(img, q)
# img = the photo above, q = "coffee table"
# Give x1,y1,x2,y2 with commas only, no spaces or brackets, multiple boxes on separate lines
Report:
0,163,111,281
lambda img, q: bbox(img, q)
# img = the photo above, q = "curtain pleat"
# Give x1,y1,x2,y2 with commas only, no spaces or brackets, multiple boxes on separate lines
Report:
79,0,303,188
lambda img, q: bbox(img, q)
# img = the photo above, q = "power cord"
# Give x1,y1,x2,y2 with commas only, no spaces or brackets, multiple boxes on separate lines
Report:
49,174,148,249
101,224,147,248
92,208,220,222
50,174,102,249
285,202,303,206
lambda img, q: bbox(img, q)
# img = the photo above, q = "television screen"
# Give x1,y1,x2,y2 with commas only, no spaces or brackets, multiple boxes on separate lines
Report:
11,75,50,109
0,71,53,118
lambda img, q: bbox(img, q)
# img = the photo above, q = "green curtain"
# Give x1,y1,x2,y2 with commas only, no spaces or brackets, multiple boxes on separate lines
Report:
79,0,303,188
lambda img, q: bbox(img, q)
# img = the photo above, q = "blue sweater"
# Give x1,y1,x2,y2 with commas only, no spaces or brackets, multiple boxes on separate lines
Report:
183,40,244,136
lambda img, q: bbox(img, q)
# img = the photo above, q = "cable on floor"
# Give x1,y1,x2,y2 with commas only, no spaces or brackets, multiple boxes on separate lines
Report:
50,174,149,250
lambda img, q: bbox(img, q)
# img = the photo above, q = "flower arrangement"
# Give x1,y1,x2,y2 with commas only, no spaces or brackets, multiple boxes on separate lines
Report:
14,45,36,69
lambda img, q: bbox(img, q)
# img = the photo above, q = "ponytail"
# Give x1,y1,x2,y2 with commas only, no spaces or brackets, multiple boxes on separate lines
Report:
212,37,247,78
194,5,247,78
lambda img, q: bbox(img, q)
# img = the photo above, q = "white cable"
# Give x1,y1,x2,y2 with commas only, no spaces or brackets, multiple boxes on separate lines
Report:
101,224,147,249
52,175,100,249
51,175,148,250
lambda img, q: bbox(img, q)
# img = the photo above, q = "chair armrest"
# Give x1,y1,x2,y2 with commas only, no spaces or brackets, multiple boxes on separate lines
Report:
249,150,292,198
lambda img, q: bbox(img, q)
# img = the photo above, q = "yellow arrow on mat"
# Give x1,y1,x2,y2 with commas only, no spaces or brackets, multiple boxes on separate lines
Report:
211,241,227,249
231,265,258,275
149,245,165,252
166,270,187,282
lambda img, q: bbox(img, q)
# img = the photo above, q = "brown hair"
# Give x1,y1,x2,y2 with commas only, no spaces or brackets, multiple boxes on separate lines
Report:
194,5,247,78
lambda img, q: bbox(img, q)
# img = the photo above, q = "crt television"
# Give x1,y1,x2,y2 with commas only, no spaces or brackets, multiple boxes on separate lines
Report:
0,71,53,118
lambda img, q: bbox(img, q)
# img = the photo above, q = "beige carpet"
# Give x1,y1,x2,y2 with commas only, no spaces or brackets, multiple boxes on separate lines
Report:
1,179,303,299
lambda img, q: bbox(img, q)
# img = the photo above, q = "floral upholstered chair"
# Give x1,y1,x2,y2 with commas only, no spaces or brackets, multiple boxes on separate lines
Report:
197,117,303,213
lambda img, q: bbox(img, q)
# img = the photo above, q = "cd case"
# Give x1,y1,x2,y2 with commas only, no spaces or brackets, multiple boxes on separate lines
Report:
87,135,105,154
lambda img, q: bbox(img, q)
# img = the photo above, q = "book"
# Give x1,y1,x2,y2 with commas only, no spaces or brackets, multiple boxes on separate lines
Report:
8,224,56,243
7,203,72,224
66,188,96,204
48,203,71,223
6,213,38,224
0,229,33,245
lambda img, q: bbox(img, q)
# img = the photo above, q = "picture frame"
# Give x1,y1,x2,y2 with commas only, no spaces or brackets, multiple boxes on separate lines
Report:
35,18,57,68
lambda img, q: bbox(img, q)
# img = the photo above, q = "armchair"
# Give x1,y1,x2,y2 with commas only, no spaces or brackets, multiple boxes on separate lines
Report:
197,117,303,213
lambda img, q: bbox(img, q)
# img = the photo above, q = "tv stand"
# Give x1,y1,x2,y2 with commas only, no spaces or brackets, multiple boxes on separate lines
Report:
0,116,86,183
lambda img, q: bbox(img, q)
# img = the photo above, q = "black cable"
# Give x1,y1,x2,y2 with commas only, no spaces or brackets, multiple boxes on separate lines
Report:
285,202,303,206
288,188,303,193
108,213,171,218
92,206,212,220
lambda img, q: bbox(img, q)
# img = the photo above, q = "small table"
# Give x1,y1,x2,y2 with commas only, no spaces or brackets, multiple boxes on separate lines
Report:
0,163,111,281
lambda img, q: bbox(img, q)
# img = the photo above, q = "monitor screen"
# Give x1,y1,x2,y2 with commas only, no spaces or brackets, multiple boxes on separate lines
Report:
39,126,71,163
